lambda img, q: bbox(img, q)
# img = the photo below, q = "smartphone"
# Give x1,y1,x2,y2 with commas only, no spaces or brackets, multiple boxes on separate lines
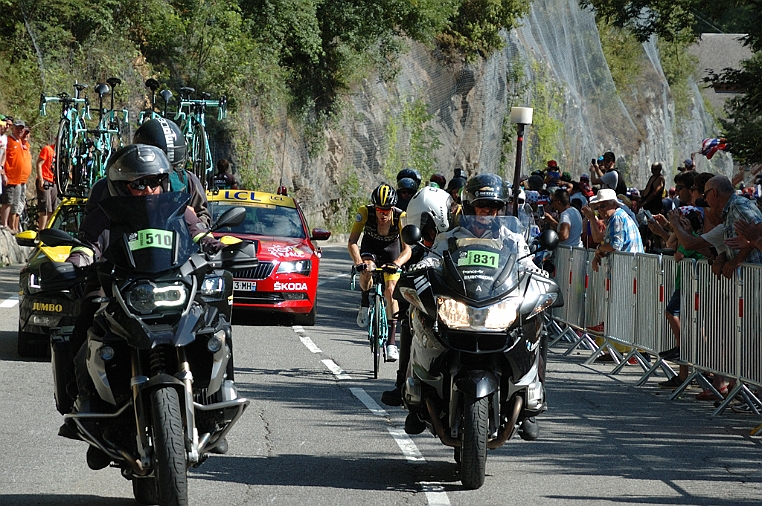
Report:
591,158,597,165
643,210,654,222
537,204,545,216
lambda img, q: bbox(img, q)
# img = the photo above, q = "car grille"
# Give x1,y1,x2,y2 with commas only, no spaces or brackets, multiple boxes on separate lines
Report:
231,262,274,280
234,292,285,304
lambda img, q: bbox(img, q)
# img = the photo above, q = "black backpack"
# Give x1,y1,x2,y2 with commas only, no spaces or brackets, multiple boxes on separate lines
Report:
612,169,628,196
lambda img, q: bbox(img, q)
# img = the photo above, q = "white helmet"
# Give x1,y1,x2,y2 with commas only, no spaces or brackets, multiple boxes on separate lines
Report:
402,186,453,233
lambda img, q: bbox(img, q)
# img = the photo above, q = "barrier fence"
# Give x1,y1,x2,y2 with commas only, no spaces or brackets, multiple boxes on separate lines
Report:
548,245,762,420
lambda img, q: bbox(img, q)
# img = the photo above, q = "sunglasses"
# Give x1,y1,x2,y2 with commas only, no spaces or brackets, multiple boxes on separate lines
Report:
702,187,715,200
128,175,166,190
375,206,393,214
398,189,414,195
474,201,504,210
675,185,686,190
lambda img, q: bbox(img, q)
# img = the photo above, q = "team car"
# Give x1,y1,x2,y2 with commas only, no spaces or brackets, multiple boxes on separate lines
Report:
208,188,331,325
15,196,88,357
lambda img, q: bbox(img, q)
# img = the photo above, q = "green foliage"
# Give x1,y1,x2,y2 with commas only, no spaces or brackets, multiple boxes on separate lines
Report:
656,34,699,119
596,19,645,93
326,169,366,234
718,52,762,164
525,62,565,171
383,95,443,183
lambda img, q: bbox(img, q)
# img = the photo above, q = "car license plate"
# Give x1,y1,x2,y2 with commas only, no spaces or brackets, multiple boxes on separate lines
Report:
233,281,256,291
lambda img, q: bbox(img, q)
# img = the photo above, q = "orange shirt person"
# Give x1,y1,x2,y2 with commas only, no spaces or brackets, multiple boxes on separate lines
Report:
36,143,59,229
1,120,32,232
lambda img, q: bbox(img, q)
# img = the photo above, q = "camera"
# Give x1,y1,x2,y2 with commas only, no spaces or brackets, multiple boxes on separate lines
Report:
43,181,53,190
591,158,597,165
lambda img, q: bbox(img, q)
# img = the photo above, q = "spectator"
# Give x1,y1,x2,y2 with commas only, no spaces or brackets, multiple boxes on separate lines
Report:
590,151,627,195
640,162,665,216
36,142,59,229
212,158,238,190
663,187,677,213
680,157,696,172
578,173,595,198
544,160,561,189
396,177,418,211
586,188,644,272
569,181,588,210
0,114,10,179
1,120,32,233
648,171,696,252
706,175,762,278
543,189,583,247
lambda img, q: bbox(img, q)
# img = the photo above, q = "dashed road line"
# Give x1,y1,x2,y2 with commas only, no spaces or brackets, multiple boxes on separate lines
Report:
321,359,352,380
0,297,19,308
292,325,322,353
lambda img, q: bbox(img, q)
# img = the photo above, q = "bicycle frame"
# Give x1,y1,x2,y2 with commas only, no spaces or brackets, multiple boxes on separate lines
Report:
351,267,390,378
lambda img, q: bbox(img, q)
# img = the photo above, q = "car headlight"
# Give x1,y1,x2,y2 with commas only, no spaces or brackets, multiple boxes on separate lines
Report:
200,276,224,297
437,296,520,331
277,260,311,276
126,282,188,314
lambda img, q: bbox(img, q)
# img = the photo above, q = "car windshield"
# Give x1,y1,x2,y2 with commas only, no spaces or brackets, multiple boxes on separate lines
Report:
212,204,306,239
50,204,86,238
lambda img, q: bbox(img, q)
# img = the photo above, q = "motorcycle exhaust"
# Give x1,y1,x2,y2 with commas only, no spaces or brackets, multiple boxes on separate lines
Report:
487,396,523,449
426,397,460,447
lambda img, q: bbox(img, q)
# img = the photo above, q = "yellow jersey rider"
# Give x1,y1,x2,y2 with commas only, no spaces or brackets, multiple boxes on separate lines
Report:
348,183,411,361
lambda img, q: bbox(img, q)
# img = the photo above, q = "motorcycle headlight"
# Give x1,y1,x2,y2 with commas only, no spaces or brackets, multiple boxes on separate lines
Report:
200,276,224,297
277,260,311,276
437,296,521,331
126,282,188,314
25,272,42,295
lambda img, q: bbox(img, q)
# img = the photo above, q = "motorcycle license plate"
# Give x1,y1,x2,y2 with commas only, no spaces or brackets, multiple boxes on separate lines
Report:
233,281,256,291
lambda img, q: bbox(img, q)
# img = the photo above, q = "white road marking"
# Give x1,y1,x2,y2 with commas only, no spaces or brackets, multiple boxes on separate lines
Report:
321,359,352,380
351,388,449,505
0,297,19,308
292,325,322,353
317,272,349,287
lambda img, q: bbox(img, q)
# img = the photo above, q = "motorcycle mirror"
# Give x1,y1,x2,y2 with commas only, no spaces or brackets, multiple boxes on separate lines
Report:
38,228,86,248
538,229,559,251
401,224,421,246
213,206,246,231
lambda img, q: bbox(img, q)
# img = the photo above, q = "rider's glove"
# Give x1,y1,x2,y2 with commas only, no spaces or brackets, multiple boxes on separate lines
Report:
200,236,225,254
382,263,400,273
355,263,368,272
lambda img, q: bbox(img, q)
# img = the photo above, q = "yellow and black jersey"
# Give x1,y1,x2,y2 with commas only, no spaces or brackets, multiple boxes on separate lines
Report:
351,205,405,262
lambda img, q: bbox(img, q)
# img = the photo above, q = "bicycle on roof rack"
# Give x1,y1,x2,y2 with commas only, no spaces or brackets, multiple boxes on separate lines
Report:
39,81,90,197
138,78,174,124
173,86,227,190
81,77,129,184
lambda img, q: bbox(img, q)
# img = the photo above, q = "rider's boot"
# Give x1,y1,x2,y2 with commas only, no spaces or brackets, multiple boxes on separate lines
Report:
518,416,539,441
404,412,427,435
381,370,405,407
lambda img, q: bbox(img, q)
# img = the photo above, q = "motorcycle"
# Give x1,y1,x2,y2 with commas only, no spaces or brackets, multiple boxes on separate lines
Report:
39,192,258,505
396,216,562,489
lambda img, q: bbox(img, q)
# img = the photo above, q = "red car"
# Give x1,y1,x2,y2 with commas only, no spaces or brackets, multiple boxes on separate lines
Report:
208,189,331,325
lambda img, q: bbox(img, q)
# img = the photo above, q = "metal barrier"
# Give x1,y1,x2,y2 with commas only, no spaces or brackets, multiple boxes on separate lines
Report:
546,248,762,418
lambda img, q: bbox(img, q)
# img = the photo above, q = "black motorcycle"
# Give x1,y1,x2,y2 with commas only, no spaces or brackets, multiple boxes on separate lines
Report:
396,216,562,489
39,193,257,505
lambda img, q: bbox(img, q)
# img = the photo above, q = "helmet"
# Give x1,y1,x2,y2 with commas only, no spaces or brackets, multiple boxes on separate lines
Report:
397,177,419,193
429,173,446,189
446,176,467,192
107,144,172,197
133,118,187,169
371,183,398,209
461,174,506,215
397,168,421,186
402,186,452,233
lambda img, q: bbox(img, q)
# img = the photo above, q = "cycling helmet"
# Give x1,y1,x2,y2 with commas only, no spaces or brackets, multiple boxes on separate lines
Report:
133,118,187,169
446,176,467,192
402,186,453,233
371,183,398,209
107,144,172,197
461,174,506,215
397,168,422,186
429,173,446,189
397,177,419,193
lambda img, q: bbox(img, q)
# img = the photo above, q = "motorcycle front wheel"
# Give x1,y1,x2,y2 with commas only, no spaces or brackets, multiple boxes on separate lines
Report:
461,395,488,489
151,386,188,506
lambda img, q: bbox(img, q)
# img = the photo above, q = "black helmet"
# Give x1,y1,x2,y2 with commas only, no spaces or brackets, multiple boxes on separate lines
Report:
397,177,419,193
133,118,187,169
371,183,398,209
397,168,421,186
107,144,172,197
446,176,467,192
461,173,506,215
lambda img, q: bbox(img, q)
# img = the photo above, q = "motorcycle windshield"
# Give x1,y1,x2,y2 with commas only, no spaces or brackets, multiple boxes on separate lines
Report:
99,193,194,274
443,215,524,302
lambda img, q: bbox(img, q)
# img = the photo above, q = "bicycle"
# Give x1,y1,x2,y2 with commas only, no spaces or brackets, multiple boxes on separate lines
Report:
138,78,174,124
39,81,90,196
174,86,227,189
83,77,129,183
351,265,399,378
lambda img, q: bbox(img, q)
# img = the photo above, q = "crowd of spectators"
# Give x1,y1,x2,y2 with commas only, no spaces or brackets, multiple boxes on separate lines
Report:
0,114,62,233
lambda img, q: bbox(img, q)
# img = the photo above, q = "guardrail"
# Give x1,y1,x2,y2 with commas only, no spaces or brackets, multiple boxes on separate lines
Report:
547,245,762,421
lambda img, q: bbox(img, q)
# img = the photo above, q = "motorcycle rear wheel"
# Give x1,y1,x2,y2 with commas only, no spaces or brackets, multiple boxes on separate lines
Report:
132,476,158,505
151,386,188,506
461,395,488,489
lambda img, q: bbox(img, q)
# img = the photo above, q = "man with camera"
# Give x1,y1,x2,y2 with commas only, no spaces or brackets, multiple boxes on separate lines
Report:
36,142,59,229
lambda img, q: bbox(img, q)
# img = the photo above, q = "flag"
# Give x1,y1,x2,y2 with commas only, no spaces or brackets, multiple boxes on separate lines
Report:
699,138,731,159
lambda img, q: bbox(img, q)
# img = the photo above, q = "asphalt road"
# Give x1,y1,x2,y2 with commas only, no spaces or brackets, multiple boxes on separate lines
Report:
1,244,761,505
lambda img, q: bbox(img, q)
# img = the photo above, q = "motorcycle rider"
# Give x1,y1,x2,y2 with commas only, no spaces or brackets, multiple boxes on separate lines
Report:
381,186,453,407
348,183,411,361
59,145,226,463
409,173,542,439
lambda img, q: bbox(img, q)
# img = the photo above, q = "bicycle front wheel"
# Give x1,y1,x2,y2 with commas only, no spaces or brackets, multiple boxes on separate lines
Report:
54,120,72,194
372,295,384,379
191,123,209,188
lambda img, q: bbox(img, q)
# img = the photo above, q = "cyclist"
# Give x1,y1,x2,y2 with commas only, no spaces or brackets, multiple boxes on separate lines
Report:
381,185,453,406
213,158,239,190
348,183,411,361
396,177,418,211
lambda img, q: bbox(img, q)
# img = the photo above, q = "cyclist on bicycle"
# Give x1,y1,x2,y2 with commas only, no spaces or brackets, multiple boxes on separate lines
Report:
348,183,411,361
381,185,453,406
